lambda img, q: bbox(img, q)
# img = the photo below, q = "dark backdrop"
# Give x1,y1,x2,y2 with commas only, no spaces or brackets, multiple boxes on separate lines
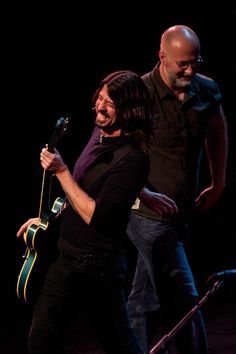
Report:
3,4,236,336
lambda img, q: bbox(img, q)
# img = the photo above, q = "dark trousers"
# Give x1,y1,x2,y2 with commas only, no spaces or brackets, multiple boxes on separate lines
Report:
28,252,144,354
127,213,209,354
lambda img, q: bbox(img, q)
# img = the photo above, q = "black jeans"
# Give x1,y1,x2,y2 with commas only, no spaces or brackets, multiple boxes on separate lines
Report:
28,251,144,354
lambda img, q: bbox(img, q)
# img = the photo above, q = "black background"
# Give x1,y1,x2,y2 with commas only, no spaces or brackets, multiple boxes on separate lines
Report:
3,4,236,345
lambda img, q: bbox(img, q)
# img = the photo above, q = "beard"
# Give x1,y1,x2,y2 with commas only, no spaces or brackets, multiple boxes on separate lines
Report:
174,76,192,89
166,66,193,90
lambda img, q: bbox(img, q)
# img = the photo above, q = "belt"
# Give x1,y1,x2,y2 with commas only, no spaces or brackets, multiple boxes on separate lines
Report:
59,250,114,265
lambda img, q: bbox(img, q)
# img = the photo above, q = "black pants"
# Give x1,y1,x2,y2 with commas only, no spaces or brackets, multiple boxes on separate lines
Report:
28,252,144,354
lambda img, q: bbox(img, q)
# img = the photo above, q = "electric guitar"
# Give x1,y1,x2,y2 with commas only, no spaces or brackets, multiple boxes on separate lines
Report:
16,117,70,304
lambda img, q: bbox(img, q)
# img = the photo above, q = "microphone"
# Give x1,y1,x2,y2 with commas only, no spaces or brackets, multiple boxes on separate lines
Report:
207,269,236,283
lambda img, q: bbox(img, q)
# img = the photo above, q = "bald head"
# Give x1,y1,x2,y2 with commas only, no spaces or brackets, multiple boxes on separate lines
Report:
160,25,201,57
158,25,202,92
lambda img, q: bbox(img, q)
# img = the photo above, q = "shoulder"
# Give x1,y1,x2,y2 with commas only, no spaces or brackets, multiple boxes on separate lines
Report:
142,71,153,89
193,73,222,103
194,73,221,92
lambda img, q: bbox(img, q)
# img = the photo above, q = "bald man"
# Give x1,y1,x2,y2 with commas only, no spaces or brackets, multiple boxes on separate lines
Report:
127,25,228,354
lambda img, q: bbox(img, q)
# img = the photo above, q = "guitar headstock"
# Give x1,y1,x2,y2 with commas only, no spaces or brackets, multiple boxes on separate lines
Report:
48,117,70,152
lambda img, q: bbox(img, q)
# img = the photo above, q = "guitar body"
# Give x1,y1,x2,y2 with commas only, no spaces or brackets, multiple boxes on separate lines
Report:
17,197,65,304
16,117,70,304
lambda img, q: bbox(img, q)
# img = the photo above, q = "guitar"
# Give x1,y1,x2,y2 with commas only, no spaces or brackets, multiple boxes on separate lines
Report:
16,117,70,304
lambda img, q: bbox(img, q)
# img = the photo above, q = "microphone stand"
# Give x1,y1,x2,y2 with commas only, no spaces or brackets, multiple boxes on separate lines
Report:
149,279,224,354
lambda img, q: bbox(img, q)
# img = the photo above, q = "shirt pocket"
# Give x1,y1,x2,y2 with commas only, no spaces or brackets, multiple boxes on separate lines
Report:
153,121,187,148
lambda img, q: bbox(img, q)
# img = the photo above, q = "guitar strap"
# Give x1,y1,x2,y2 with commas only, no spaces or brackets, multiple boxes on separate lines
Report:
83,144,133,188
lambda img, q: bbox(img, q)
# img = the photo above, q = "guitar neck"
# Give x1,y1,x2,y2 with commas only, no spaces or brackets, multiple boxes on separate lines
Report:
38,169,53,220
38,117,70,220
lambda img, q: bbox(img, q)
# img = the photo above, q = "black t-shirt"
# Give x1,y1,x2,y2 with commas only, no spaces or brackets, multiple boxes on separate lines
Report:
58,127,149,255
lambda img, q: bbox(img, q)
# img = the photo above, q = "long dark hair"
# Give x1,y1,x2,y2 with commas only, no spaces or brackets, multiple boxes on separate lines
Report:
92,70,153,149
